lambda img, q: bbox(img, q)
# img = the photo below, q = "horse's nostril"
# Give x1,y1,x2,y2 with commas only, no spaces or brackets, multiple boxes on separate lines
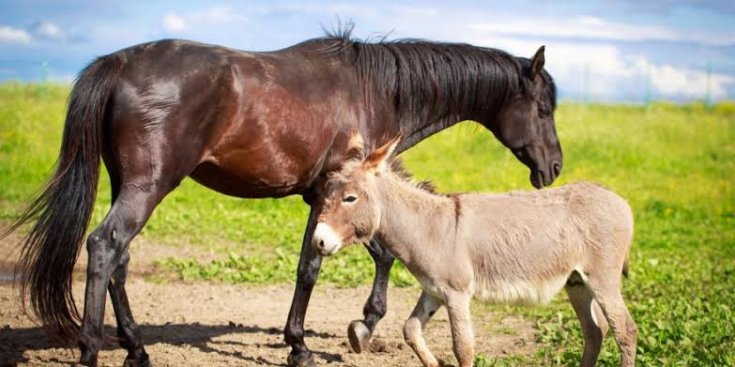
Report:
318,240,325,250
552,162,562,176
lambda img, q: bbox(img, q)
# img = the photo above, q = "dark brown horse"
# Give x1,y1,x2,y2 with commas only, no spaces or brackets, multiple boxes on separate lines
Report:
6,30,561,367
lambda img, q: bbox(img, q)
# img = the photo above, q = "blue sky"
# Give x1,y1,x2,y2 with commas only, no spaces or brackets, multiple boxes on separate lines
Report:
1,0,734,102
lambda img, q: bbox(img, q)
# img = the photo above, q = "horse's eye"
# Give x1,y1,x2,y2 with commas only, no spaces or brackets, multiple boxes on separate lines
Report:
538,102,551,117
342,195,358,203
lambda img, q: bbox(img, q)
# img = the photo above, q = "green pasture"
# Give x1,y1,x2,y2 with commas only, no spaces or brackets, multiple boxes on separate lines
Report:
1,83,733,365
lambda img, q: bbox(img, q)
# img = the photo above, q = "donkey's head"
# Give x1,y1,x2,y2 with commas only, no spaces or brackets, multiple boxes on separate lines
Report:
311,136,399,256
486,46,562,188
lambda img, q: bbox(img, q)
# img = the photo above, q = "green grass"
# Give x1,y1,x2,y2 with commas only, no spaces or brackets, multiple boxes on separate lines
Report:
1,83,734,365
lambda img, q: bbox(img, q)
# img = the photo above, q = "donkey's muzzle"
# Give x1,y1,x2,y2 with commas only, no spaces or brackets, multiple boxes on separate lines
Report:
312,222,342,256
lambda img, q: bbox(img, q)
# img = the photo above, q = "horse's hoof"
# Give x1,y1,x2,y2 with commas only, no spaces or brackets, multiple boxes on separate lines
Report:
347,320,372,353
287,351,317,367
77,354,98,367
123,354,152,367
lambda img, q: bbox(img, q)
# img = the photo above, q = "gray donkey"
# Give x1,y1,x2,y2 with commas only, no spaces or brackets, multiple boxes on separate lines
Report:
311,135,637,367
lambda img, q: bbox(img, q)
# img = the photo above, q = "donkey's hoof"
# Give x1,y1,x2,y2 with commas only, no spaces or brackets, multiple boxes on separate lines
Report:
287,351,317,367
347,320,372,353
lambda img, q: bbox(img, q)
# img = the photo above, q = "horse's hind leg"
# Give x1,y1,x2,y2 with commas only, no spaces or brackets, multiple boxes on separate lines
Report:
566,279,608,367
78,185,175,366
109,255,150,367
348,238,395,353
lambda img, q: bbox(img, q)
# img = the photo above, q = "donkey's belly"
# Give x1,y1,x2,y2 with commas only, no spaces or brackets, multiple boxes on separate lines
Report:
474,274,570,305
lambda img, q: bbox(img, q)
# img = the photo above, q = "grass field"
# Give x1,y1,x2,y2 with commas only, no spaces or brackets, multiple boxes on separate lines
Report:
1,83,733,365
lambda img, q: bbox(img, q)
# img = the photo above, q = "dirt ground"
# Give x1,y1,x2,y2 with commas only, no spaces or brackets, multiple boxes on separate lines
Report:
0,233,538,366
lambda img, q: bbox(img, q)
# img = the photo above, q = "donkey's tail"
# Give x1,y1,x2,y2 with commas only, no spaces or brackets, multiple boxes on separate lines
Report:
2,54,126,342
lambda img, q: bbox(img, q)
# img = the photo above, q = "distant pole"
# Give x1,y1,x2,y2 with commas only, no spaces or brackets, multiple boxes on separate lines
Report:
705,62,712,108
583,63,590,108
644,63,651,107
40,61,48,96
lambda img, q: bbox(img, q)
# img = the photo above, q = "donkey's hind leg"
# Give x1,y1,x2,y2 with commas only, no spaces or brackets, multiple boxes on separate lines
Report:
587,277,637,367
566,277,608,367
403,291,442,367
348,238,395,353
78,186,174,366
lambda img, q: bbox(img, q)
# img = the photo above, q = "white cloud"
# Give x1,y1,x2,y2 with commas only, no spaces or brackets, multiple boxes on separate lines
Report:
547,43,734,101
163,14,187,32
0,25,31,44
36,22,62,39
198,6,244,23
162,7,246,33
323,4,734,47
642,60,735,100
460,35,734,101
470,16,679,43
314,5,733,101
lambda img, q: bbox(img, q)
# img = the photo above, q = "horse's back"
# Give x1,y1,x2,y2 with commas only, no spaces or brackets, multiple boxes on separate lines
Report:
103,39,363,198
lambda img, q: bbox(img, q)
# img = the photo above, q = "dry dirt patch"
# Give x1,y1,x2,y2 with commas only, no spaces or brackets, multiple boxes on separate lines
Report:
0,234,538,366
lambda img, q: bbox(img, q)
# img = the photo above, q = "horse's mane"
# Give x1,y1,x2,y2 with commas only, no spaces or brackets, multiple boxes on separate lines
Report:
307,25,556,141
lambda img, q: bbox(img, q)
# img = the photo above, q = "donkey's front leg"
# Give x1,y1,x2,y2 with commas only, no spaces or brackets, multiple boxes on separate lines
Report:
446,292,475,367
403,291,442,367
348,238,395,353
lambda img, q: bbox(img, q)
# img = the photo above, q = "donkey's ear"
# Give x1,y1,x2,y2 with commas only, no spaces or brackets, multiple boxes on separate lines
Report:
345,130,366,161
529,45,545,79
364,135,401,173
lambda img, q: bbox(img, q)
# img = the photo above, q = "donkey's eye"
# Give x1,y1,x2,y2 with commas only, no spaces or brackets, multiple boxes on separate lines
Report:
342,195,358,203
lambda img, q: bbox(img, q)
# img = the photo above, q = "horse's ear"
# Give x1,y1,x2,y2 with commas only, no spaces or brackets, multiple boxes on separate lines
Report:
364,135,401,173
529,45,545,79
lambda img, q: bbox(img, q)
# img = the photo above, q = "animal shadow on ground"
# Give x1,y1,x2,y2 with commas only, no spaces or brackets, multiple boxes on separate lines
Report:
0,323,342,366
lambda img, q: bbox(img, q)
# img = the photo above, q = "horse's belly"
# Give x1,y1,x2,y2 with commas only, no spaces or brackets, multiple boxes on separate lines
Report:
189,156,314,198
192,106,338,198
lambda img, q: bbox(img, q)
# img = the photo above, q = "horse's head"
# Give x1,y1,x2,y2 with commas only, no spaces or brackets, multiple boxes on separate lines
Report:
484,46,562,189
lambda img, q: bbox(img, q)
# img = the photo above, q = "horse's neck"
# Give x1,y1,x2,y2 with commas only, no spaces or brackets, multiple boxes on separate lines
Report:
398,116,462,152
374,176,455,262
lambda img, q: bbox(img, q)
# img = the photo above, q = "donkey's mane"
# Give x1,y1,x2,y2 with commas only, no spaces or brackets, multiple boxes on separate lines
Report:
328,156,437,195
388,159,438,195
302,26,556,147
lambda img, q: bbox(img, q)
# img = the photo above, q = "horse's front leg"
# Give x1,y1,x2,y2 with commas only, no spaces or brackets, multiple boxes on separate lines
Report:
347,238,395,353
285,207,322,367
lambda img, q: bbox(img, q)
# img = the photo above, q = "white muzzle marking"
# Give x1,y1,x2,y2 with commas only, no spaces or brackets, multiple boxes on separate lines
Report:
312,222,343,256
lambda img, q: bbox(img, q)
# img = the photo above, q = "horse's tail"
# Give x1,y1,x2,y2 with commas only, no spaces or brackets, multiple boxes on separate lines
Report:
3,54,126,342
